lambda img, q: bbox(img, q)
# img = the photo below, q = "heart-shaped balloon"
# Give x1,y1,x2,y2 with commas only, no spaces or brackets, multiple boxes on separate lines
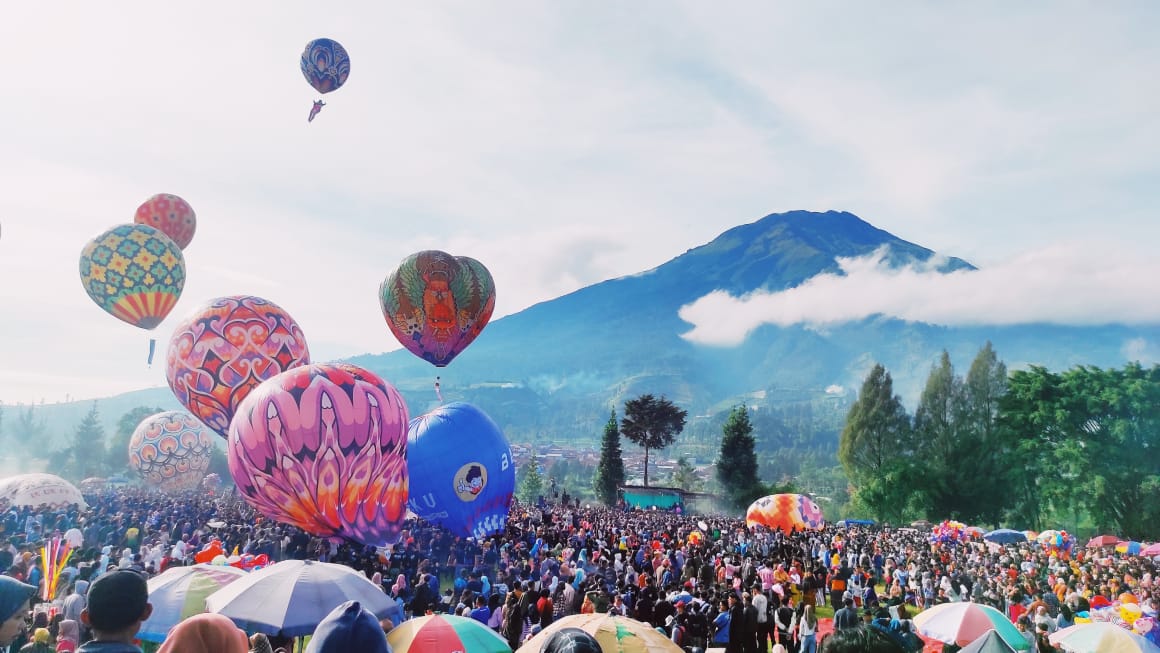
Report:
379,250,495,367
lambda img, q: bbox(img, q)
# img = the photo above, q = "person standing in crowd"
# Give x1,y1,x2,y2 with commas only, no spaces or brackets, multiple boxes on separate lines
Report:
77,570,153,653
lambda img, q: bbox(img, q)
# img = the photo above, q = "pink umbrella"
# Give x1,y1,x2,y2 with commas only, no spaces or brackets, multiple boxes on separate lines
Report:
1141,542,1160,556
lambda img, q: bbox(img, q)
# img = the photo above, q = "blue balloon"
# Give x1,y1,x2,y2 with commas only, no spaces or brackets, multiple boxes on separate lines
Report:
406,402,515,538
301,38,351,94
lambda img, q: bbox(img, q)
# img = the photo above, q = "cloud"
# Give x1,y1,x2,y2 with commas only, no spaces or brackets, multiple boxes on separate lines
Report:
679,242,1160,346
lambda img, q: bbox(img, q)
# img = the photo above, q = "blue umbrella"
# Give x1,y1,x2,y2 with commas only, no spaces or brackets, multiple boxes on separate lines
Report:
984,529,1027,545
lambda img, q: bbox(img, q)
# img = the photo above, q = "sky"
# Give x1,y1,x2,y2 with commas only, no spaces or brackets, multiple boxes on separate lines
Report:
1,2,1158,405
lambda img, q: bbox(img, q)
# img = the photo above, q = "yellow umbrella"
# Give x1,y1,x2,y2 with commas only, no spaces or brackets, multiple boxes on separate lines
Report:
517,614,681,653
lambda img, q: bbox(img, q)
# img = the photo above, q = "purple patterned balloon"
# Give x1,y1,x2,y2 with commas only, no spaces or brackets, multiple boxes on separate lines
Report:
227,363,409,546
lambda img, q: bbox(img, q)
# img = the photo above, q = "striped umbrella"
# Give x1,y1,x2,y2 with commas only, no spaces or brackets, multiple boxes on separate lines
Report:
139,564,247,642
1049,622,1160,653
387,614,512,653
518,614,682,653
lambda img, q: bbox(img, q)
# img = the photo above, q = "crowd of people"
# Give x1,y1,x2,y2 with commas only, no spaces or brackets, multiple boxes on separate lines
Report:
0,486,1155,653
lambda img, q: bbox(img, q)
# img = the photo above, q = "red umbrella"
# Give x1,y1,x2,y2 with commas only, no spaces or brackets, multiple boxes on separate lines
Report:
1085,534,1119,548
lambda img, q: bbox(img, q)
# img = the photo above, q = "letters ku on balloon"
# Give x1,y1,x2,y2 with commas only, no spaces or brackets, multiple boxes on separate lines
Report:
166,296,311,439
379,251,496,367
228,363,410,547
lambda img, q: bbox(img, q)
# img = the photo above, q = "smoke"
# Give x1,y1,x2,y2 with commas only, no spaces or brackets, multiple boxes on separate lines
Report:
679,242,1160,346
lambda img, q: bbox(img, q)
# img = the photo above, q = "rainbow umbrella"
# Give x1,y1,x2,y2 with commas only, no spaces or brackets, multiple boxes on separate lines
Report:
517,614,682,653
913,602,1030,650
388,614,512,653
1048,622,1160,653
139,564,247,642
1115,541,1143,555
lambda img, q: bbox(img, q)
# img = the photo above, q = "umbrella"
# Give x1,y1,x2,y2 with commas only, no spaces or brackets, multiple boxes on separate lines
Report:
964,526,985,538
912,602,1030,650
1036,529,1063,543
518,614,682,653
0,474,87,508
1141,542,1160,556
138,564,247,642
1116,541,1143,555
960,629,1022,653
205,560,399,636
984,529,1027,545
387,614,512,653
1086,534,1120,548
1048,622,1160,653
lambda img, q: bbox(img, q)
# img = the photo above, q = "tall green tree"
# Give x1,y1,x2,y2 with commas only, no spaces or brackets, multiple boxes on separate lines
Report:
911,351,968,519
716,406,763,510
838,364,915,524
620,394,687,487
593,410,626,505
61,403,107,480
517,452,544,504
108,406,165,475
957,342,1010,523
669,455,702,493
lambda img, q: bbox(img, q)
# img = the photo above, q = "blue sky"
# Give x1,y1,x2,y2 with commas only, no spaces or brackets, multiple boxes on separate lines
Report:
1,2,1158,404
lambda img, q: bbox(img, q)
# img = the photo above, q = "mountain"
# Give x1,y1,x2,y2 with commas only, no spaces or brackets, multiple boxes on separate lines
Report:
23,210,1159,453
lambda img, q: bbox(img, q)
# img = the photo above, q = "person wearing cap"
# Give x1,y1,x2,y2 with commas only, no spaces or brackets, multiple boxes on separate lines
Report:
0,575,37,649
77,570,153,653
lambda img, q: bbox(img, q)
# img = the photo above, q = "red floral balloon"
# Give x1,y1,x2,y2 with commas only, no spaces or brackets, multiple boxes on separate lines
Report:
134,193,196,250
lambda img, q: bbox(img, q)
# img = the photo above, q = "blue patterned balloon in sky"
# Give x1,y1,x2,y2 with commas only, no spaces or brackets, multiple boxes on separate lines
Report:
300,38,350,94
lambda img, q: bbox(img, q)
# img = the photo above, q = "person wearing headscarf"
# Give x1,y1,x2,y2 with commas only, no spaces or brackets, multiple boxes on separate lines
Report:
17,628,52,653
0,576,38,650
157,613,249,653
56,620,80,653
63,581,89,624
304,601,390,653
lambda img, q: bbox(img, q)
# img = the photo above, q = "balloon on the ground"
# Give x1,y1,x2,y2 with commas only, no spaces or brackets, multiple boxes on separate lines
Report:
745,493,825,534
134,194,196,250
228,363,409,546
166,295,311,439
79,223,185,329
379,251,496,367
301,38,350,94
406,402,514,538
128,411,216,492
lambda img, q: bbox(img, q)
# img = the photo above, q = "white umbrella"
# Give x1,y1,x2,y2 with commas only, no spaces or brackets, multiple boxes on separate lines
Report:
1048,623,1160,653
205,560,399,636
0,474,86,508
139,564,247,642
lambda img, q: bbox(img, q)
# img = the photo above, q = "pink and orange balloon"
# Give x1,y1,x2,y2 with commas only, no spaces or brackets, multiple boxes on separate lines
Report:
134,193,196,250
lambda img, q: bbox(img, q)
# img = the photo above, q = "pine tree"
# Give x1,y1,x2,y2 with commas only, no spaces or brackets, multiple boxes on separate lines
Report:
67,403,107,480
715,406,763,511
517,451,544,504
838,364,914,523
912,351,966,518
593,410,626,505
621,395,688,487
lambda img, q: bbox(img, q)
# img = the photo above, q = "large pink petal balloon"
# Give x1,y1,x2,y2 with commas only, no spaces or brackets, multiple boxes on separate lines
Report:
166,296,311,438
227,363,410,546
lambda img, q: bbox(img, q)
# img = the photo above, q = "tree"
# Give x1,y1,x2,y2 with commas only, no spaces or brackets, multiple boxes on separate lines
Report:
957,342,1010,523
620,394,687,487
910,351,968,519
13,406,47,456
669,456,702,493
716,406,762,510
62,403,107,480
516,451,544,504
838,364,914,524
593,410,626,505
107,406,165,475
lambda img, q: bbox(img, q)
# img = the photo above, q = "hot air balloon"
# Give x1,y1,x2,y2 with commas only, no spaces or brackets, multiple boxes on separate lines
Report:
379,251,495,367
128,411,216,492
228,363,409,546
406,402,514,538
134,194,196,250
300,38,349,122
166,296,311,438
79,223,185,330
745,493,825,535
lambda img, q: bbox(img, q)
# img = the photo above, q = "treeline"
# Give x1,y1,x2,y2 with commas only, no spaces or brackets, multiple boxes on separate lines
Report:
839,342,1160,539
